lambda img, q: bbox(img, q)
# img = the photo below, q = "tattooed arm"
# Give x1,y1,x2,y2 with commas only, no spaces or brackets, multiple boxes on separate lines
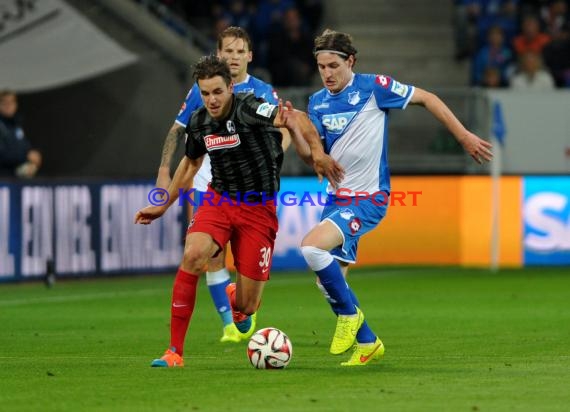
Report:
156,123,186,190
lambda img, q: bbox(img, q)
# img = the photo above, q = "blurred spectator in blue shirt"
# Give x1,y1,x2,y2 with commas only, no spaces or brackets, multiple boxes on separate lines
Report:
212,0,255,32
474,0,520,49
473,25,515,85
455,0,519,59
250,0,295,67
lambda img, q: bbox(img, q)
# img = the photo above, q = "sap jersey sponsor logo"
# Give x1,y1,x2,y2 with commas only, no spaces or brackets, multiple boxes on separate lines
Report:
204,134,241,151
238,88,255,94
524,192,570,252
375,75,391,88
256,102,276,118
391,80,409,97
321,112,357,134
348,91,360,105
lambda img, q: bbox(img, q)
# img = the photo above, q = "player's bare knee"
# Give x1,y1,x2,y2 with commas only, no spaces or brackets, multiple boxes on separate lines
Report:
182,248,208,273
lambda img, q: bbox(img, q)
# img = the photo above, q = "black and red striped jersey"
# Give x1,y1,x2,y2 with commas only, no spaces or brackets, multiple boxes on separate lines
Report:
186,93,283,199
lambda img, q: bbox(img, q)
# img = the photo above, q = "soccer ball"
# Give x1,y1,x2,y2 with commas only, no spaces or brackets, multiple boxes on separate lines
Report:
247,327,293,369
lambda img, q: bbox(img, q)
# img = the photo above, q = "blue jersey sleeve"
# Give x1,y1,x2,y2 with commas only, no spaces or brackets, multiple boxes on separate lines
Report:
308,98,325,138
265,83,279,105
234,75,279,104
255,82,279,105
175,83,203,127
372,74,415,110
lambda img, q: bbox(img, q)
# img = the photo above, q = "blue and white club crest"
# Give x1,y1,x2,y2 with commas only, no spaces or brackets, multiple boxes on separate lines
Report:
226,120,236,133
348,91,360,105
339,208,355,220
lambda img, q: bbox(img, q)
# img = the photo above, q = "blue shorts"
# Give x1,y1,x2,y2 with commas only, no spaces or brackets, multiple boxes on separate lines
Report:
321,195,388,263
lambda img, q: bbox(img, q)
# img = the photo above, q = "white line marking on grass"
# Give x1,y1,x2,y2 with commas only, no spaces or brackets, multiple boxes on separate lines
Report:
0,289,164,307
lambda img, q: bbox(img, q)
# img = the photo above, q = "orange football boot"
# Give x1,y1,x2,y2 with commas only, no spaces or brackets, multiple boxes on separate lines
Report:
151,347,184,368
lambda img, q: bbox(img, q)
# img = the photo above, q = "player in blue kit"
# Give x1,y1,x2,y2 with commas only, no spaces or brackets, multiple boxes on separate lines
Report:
155,27,291,344
299,29,493,366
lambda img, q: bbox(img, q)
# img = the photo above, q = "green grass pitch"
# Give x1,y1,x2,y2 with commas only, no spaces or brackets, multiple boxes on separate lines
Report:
1,267,569,412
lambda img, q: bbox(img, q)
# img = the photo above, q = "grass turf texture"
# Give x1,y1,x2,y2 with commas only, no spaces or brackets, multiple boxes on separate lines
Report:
1,267,569,412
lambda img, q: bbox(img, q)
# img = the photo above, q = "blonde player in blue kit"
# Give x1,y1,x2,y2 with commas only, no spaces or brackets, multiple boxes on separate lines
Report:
155,27,290,344
299,29,493,366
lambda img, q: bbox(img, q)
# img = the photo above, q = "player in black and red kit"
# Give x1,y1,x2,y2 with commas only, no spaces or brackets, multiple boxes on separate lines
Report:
135,55,343,368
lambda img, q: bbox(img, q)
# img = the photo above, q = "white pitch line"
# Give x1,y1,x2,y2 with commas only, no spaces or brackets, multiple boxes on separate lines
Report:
0,288,164,307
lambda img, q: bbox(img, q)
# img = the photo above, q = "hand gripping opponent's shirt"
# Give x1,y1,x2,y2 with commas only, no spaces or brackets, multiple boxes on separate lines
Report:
308,73,415,195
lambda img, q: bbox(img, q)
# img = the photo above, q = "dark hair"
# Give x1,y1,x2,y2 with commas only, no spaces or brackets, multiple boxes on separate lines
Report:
193,55,232,86
313,29,358,62
217,26,253,52
0,90,16,101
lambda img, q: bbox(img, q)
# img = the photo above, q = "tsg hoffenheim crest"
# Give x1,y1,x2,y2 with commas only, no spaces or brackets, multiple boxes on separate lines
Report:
226,120,236,133
339,208,355,220
348,91,360,105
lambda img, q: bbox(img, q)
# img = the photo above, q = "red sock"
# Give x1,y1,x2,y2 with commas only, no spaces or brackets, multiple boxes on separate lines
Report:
170,268,199,356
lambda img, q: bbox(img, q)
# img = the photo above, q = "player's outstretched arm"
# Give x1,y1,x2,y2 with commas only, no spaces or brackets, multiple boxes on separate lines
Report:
156,123,186,190
275,100,345,187
135,155,203,225
410,88,493,164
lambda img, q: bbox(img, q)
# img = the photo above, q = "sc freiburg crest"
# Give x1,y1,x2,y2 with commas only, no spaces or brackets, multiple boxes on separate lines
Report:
226,120,236,133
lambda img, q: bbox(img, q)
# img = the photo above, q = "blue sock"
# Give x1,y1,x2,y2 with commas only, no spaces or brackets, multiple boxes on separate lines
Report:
235,316,251,333
316,260,356,315
347,288,377,344
317,282,376,343
206,270,232,326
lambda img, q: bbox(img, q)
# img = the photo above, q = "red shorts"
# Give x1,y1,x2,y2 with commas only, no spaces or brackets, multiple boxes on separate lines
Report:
187,188,278,281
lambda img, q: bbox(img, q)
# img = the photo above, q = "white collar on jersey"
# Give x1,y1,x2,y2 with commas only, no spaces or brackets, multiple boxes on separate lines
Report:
328,72,355,96
233,74,251,87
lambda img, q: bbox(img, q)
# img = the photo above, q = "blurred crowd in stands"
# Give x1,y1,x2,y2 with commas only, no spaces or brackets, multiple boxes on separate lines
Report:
137,0,323,87
136,0,569,90
455,0,570,89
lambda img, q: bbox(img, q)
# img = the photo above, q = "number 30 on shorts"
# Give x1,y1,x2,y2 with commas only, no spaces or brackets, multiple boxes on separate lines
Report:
258,247,272,270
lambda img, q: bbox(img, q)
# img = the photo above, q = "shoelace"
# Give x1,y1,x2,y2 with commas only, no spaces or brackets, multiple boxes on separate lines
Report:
336,315,354,339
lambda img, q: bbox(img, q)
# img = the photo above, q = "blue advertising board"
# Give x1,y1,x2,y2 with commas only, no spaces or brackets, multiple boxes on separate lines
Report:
0,178,328,281
523,176,570,265
0,181,186,281
272,177,328,270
